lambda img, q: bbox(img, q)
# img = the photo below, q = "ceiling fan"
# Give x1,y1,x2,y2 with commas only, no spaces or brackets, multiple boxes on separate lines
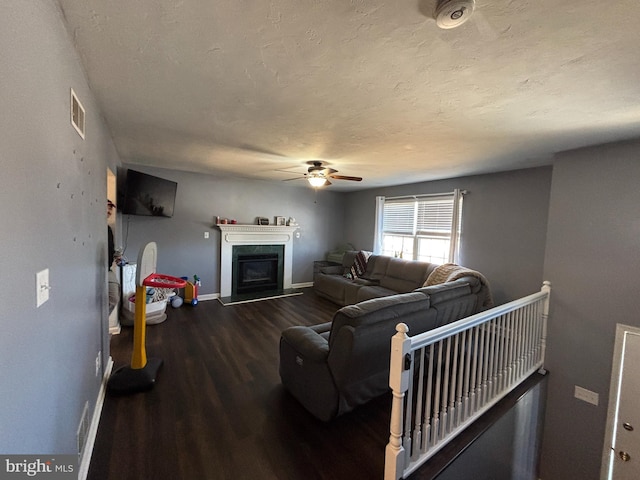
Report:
285,161,363,188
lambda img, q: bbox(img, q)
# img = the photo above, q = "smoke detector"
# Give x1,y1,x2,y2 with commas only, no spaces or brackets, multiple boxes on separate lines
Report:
435,0,476,29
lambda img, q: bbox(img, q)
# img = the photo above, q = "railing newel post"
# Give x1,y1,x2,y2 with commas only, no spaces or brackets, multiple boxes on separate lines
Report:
538,281,551,375
385,323,411,480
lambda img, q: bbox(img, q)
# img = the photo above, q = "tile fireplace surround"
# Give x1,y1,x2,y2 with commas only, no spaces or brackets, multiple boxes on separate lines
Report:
216,224,298,299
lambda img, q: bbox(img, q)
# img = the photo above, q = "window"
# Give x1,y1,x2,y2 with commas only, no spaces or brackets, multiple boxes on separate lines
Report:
374,190,464,264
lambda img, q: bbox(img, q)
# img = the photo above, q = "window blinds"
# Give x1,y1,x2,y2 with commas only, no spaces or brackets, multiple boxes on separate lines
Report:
382,194,455,236
377,190,464,262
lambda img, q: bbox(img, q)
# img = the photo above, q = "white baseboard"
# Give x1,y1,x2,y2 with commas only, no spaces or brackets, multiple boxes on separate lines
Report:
78,356,113,480
200,283,312,302
198,293,219,302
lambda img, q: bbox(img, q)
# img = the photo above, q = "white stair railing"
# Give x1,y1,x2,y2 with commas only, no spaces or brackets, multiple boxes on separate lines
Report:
385,282,550,480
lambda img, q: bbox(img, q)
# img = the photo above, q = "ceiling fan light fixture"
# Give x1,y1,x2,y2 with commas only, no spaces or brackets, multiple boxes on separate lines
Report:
307,175,326,187
435,0,475,29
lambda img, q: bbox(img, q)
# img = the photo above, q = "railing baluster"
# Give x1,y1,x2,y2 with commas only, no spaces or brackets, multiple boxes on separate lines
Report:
487,318,496,401
463,328,473,421
520,305,528,375
528,304,536,372
478,321,487,411
432,339,443,446
441,337,452,437
449,333,460,432
505,311,519,388
386,284,551,480
498,316,505,393
457,330,467,426
403,350,415,462
423,343,434,453
412,347,426,458
469,326,479,418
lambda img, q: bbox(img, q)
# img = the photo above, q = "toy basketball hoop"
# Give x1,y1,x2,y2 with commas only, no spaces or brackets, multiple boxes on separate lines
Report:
143,273,187,289
108,242,186,394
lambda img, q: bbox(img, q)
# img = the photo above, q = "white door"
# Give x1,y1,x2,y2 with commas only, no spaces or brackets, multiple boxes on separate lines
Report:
602,325,640,479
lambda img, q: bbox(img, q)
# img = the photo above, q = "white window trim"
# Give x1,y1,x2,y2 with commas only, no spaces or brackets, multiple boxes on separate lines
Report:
374,189,465,263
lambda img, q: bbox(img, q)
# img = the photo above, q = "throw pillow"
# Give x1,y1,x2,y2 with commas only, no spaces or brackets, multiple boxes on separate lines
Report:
350,250,371,278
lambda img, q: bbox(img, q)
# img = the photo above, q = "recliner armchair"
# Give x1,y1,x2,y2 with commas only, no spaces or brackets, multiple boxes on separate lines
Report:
279,281,478,421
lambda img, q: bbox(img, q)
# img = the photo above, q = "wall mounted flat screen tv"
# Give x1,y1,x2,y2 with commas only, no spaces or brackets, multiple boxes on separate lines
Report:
122,169,177,217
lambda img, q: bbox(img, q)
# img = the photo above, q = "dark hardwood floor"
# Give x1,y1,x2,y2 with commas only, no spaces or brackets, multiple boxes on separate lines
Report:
88,290,393,480
89,289,546,480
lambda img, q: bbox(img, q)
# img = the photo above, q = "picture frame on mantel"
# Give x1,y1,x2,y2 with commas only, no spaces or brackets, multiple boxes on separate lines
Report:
275,216,286,226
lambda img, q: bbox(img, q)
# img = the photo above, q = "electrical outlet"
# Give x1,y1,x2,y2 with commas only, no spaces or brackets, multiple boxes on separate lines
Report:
36,269,50,307
574,385,599,406
95,351,101,377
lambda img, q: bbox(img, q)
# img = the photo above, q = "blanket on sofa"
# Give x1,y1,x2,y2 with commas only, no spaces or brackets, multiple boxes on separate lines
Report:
425,263,494,309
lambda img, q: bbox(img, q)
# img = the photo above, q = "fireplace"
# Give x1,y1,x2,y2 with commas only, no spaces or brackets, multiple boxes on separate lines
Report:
216,224,299,302
232,245,284,295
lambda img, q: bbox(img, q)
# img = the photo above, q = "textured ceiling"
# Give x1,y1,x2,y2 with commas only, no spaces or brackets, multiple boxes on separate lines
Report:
57,0,640,191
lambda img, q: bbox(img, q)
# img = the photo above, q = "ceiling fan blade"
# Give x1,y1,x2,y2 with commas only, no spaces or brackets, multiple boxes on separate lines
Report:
282,176,305,181
328,174,362,182
320,167,338,175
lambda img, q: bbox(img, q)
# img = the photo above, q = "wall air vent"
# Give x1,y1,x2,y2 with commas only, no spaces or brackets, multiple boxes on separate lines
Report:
71,88,85,139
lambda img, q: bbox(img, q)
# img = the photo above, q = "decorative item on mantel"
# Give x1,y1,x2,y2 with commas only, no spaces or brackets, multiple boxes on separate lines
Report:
275,216,286,226
256,217,269,225
214,216,235,225
287,217,297,226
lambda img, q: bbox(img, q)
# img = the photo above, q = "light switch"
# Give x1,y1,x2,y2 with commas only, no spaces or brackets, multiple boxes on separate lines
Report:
204,231,210,239
36,269,50,307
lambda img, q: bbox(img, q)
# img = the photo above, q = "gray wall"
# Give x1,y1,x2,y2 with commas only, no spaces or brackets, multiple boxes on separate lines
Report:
540,140,640,479
118,165,346,294
4,4,638,477
0,1,119,454
344,167,553,305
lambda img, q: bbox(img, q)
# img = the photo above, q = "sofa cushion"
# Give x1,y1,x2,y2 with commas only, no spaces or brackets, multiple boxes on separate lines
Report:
378,257,437,293
328,292,430,347
280,326,330,361
355,285,397,303
416,280,476,327
362,255,391,281
415,280,472,305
